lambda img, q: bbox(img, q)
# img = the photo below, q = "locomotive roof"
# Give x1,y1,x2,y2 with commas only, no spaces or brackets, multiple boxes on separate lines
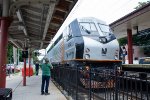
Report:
76,17,107,25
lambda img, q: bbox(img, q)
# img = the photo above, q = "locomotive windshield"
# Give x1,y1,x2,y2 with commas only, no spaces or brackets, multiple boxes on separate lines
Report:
98,23,116,42
98,24,113,35
79,22,98,34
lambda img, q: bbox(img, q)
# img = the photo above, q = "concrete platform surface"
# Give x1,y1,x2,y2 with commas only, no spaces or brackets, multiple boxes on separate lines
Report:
6,73,67,100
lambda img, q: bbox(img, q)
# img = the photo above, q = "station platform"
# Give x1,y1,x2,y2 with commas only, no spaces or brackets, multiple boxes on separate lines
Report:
6,72,66,100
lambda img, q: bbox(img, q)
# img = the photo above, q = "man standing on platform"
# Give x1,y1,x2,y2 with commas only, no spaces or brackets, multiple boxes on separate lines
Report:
40,58,52,95
122,46,127,64
35,61,39,76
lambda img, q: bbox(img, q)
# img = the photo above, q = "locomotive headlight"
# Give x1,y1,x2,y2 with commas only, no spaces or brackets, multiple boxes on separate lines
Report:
114,55,118,60
84,54,90,59
85,66,90,71
99,37,107,43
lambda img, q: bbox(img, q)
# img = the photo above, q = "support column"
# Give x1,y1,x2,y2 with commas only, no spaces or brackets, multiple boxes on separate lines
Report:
0,0,11,88
0,18,10,88
29,52,31,77
23,47,28,86
23,57,26,86
127,29,133,64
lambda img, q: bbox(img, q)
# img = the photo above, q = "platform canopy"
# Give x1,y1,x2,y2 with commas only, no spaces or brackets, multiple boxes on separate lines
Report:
0,0,77,49
109,2,150,39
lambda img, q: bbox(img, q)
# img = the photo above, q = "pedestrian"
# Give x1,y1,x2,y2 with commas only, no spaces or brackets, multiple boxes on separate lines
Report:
40,58,53,95
7,65,11,77
35,61,39,75
119,46,123,60
122,46,127,64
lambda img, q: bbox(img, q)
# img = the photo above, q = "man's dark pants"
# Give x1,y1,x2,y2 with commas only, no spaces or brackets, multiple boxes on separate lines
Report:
35,66,39,75
36,68,39,75
41,75,50,94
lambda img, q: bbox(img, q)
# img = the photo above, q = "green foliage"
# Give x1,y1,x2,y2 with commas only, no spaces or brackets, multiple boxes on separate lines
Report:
118,35,150,46
32,55,38,64
134,1,150,9
7,44,24,63
19,49,23,62
7,44,39,64
118,37,127,46
143,47,150,56
7,43,13,63
118,34,150,56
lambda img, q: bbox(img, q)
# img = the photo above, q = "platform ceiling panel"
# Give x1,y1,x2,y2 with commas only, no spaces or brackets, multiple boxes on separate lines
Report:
0,0,78,50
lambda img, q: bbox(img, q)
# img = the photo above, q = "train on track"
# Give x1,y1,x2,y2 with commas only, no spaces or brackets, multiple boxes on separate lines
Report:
46,17,122,88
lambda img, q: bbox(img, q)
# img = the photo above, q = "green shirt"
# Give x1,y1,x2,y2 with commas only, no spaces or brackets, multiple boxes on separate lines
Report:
40,63,51,76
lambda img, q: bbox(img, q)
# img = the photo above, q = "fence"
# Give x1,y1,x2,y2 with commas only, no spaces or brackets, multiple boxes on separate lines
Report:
51,64,150,100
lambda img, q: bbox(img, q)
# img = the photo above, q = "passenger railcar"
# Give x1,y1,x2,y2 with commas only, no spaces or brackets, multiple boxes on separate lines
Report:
46,17,121,88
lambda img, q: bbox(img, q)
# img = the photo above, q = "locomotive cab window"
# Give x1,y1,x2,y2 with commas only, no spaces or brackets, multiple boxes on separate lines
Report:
79,22,97,34
68,26,72,37
98,24,112,36
98,23,116,42
63,25,73,41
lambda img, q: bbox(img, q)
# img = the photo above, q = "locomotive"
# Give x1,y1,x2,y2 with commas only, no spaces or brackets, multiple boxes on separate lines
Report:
46,17,121,88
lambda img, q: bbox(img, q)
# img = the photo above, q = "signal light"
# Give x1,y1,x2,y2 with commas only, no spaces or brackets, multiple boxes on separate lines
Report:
22,50,28,58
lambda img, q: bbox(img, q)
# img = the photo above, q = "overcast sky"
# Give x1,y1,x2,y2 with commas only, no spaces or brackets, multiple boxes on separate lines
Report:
70,0,149,24
38,0,149,60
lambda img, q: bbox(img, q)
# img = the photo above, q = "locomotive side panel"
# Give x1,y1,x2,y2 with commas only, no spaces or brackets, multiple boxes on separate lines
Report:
63,19,84,60
47,35,63,64
63,22,76,61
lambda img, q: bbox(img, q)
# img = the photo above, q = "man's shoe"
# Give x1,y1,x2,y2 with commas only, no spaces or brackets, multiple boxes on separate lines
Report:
45,93,50,95
41,92,44,95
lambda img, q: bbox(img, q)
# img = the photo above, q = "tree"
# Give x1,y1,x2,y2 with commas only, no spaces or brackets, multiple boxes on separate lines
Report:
7,43,13,63
32,51,38,64
143,46,150,56
118,37,127,46
18,49,23,62
134,1,150,9
7,43,39,64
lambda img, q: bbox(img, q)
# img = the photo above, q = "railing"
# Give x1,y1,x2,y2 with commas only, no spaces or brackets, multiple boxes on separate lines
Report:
51,65,150,100
0,88,12,100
